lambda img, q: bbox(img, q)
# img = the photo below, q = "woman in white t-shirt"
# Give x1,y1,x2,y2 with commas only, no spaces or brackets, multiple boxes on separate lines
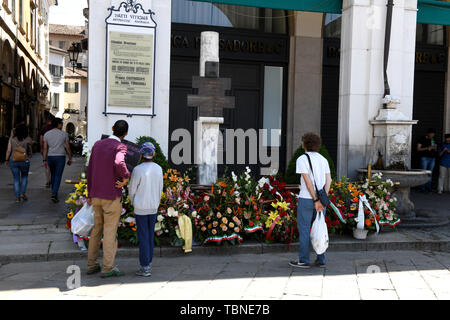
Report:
289,133,332,269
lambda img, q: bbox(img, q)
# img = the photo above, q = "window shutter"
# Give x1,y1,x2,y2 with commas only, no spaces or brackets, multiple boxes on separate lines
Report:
75,82,79,93
64,82,68,92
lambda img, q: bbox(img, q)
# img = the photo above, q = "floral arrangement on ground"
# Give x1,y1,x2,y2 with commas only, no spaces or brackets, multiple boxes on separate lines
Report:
65,167,401,247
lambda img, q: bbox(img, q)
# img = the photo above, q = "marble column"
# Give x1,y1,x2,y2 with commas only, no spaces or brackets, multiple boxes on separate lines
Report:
196,31,223,185
337,0,418,178
196,117,224,185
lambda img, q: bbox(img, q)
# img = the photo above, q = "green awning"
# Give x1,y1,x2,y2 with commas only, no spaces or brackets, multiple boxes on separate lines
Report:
193,0,450,26
192,0,342,14
418,0,450,25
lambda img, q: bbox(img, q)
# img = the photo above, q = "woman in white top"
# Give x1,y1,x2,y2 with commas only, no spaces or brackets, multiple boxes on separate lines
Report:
290,133,332,268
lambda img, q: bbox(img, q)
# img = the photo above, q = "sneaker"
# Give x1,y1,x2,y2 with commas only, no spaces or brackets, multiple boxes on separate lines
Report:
86,265,101,275
289,260,310,268
101,267,124,278
15,198,21,203
51,195,59,203
314,260,326,268
21,194,28,201
135,267,152,277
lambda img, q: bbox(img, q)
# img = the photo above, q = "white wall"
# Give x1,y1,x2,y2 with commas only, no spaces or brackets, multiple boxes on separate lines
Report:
49,51,65,117
87,0,171,155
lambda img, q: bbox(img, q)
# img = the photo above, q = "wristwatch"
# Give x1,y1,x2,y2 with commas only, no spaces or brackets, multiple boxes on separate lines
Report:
313,198,320,203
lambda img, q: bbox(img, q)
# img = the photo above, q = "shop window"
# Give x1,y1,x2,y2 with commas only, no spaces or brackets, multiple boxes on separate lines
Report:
172,0,287,34
263,66,283,147
416,24,445,46
324,14,341,39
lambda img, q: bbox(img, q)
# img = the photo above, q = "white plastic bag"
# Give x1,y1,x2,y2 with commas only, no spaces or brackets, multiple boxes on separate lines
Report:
71,203,95,237
310,211,329,255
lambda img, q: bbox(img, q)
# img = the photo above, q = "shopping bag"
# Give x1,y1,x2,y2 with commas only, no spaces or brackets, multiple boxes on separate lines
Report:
310,211,329,255
71,203,95,237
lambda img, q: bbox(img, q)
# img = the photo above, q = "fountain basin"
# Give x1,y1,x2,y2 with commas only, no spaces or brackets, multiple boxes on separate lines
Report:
356,169,431,220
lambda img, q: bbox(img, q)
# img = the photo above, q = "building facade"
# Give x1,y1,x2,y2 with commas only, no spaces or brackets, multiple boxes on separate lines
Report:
87,0,450,181
0,0,57,159
62,66,87,138
49,44,65,117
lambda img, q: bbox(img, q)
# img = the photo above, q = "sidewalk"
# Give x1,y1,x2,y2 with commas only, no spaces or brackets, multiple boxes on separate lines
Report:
0,156,449,264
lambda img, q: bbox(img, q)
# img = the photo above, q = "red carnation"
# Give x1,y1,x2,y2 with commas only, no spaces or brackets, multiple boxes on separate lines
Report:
249,221,254,227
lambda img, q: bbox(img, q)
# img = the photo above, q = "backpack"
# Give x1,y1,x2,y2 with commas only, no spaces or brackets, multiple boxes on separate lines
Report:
12,140,28,162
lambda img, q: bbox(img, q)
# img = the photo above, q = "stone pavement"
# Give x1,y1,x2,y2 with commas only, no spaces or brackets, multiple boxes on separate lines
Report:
0,155,450,300
0,250,449,300
0,155,449,263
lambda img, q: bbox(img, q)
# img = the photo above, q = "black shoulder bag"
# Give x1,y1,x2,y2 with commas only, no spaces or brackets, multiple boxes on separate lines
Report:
305,153,330,208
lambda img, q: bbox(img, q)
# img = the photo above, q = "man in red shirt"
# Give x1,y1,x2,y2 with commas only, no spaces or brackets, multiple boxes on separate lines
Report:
86,120,130,277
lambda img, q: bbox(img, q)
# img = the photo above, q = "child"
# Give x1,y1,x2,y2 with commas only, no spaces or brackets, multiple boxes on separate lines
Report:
128,142,163,277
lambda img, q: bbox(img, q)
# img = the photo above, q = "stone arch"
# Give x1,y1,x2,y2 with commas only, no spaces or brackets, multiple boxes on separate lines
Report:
18,57,27,89
30,69,37,96
1,40,14,80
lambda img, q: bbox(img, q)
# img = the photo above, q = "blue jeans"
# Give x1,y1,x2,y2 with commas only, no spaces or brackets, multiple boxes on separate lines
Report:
297,198,326,265
9,160,30,198
47,156,66,196
136,214,157,269
420,157,435,191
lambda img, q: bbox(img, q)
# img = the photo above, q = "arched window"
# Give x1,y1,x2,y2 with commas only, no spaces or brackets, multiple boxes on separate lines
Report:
172,0,288,34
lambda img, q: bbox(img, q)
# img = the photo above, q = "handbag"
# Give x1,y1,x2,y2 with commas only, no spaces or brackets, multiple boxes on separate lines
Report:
305,153,330,208
12,141,28,162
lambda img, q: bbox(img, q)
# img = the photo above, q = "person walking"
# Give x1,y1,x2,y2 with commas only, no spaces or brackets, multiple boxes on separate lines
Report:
128,142,163,277
86,120,130,278
290,133,332,268
417,128,438,192
40,114,54,188
42,117,72,203
438,134,450,194
4,124,33,203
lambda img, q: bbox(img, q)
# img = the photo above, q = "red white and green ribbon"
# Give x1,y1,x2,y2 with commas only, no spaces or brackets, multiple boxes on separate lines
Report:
244,225,264,233
329,201,347,224
379,218,401,227
203,233,243,244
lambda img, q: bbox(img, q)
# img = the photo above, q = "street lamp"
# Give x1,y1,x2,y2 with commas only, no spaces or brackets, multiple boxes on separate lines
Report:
41,84,49,97
68,42,82,72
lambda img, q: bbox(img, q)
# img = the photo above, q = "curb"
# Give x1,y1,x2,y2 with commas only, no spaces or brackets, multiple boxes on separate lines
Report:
0,238,448,264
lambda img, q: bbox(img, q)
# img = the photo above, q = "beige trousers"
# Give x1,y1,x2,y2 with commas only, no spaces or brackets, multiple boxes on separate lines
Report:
87,197,122,273
438,166,450,193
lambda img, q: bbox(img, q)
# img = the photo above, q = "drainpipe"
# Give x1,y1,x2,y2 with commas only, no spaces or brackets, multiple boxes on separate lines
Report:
383,0,394,107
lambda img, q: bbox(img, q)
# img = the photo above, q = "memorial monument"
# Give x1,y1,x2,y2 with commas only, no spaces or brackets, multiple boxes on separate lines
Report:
187,31,235,185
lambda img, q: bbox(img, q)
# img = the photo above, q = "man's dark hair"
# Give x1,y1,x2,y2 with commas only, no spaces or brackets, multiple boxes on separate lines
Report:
302,133,322,152
427,128,436,134
445,133,450,140
52,117,63,128
15,124,28,141
113,120,129,137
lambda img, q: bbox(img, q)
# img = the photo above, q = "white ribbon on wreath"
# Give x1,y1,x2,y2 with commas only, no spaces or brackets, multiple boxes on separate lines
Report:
356,195,380,234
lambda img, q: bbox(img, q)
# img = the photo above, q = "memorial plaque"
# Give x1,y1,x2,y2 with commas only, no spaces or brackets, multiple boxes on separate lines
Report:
105,1,157,117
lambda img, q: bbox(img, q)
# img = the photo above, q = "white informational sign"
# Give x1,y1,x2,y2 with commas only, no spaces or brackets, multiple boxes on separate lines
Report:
105,1,157,116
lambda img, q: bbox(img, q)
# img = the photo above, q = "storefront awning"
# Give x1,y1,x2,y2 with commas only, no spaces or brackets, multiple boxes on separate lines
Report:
418,0,450,26
192,0,342,14
196,0,450,25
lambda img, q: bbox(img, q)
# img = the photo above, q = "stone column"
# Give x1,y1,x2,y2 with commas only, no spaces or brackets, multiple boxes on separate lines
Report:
196,117,224,185
196,31,223,185
286,12,324,162
337,0,418,178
